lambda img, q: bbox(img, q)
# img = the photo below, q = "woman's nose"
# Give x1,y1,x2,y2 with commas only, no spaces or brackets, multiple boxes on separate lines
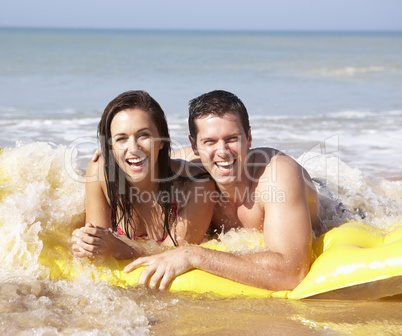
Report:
128,137,141,152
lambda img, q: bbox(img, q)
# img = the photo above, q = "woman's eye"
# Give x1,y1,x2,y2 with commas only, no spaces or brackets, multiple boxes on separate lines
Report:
113,136,128,144
138,133,150,139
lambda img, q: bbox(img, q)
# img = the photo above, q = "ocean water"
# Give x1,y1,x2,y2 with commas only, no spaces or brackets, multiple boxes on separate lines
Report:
1,28,402,176
0,28,402,335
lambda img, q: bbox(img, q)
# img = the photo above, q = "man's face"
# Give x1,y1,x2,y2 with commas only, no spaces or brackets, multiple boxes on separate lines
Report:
190,113,251,185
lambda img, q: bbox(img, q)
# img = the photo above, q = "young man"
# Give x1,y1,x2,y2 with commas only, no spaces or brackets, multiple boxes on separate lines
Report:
124,90,321,291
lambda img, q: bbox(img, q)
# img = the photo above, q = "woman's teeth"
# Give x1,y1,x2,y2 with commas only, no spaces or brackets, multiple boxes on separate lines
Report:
127,157,146,165
128,158,144,163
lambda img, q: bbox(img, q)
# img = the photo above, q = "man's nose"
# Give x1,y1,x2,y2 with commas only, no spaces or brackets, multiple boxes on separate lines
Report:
216,140,229,156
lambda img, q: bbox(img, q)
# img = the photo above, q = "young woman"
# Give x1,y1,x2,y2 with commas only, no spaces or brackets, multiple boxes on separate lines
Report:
71,90,215,259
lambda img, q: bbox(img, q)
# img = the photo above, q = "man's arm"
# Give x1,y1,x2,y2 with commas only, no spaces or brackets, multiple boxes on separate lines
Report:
258,154,313,288
124,244,308,291
124,155,313,291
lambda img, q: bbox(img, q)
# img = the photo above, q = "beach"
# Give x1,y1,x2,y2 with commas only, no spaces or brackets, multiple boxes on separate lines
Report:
0,28,401,335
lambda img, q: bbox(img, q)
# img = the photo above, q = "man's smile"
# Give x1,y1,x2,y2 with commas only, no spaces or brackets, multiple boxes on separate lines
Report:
214,159,236,172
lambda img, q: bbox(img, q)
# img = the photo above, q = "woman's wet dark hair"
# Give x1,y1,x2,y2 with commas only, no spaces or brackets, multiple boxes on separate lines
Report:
97,90,176,243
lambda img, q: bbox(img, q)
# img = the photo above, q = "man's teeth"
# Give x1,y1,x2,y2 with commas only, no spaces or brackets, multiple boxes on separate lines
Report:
216,160,234,167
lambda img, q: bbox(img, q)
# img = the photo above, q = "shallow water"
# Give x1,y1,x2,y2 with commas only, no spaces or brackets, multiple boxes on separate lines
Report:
1,272,401,335
0,143,401,335
147,294,402,336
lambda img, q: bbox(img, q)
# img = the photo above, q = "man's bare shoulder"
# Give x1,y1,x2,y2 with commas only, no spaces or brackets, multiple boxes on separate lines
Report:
248,147,287,164
249,147,299,182
254,151,316,209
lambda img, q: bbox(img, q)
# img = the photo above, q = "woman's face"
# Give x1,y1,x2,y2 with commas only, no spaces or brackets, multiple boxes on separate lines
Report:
110,108,163,183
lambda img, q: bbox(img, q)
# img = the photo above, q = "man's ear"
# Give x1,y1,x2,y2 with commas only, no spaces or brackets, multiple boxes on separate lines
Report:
247,128,252,149
189,136,199,155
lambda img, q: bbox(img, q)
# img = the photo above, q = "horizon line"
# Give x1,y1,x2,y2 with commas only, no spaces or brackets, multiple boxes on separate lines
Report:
1,25,401,34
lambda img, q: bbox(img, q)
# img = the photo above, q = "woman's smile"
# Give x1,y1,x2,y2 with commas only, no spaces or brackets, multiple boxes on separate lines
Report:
126,156,148,172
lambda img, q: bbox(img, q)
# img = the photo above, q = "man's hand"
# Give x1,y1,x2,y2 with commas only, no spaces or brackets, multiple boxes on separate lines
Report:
123,247,198,290
91,149,102,162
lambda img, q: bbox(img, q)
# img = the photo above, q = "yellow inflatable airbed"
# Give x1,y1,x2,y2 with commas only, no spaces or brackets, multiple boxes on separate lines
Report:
39,221,402,300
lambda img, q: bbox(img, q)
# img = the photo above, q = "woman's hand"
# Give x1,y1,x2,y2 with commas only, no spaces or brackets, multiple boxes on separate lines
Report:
72,223,146,259
71,223,116,258
123,247,199,290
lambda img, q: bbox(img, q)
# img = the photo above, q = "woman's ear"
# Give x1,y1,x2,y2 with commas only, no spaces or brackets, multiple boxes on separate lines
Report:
159,142,164,150
247,128,252,149
189,136,199,155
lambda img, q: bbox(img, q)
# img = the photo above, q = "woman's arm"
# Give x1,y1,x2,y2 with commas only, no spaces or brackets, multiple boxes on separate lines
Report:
71,160,145,259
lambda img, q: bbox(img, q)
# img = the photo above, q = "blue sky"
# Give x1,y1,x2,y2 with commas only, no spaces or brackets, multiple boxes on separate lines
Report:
1,0,401,31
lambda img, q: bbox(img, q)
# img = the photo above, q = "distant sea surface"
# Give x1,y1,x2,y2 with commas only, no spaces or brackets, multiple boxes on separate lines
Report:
0,28,401,176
